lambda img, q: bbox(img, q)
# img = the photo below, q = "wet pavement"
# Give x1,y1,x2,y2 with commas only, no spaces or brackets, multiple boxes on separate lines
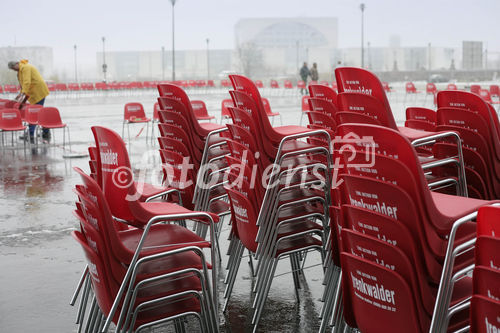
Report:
0,85,456,332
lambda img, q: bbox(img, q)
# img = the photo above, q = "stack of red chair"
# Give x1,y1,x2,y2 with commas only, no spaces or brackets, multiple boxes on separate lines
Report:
329,123,498,333
435,90,500,199
219,74,333,331
469,206,500,332
155,84,230,238
70,125,220,332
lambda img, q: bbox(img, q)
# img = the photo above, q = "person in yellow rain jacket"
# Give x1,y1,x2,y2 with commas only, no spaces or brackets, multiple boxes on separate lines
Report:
8,59,50,143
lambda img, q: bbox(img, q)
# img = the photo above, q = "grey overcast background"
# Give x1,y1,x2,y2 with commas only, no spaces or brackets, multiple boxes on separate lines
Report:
1,0,499,72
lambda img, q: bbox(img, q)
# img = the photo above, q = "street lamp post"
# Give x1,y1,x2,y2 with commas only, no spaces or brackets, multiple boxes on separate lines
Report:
360,3,366,68
73,44,78,83
170,0,177,81
102,37,107,82
206,38,210,82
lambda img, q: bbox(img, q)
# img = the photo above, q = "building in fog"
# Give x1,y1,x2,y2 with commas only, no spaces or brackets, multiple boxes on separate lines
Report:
0,46,53,83
337,45,457,71
96,49,232,81
462,41,483,70
234,17,338,77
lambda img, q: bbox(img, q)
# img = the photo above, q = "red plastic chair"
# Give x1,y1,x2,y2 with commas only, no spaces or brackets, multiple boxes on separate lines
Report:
56,83,68,93
405,107,437,131
71,225,214,332
283,80,293,89
122,102,150,143
149,102,161,144
382,81,392,93
446,83,458,91
220,98,233,124
426,82,437,94
479,88,500,104
470,295,500,333
437,90,500,180
220,79,231,88
0,108,28,150
261,97,282,125
228,75,331,157
297,80,306,90
470,84,481,95
95,82,109,91
4,84,19,94
270,80,279,89
157,85,225,137
68,83,80,91
300,95,311,125
406,107,436,124
255,80,264,88
308,84,338,105
406,81,419,94
37,107,71,148
436,109,500,198
489,84,500,98
191,100,215,122
23,104,43,124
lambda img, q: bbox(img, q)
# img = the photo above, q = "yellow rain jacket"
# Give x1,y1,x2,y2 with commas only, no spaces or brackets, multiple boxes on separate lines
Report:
17,59,49,104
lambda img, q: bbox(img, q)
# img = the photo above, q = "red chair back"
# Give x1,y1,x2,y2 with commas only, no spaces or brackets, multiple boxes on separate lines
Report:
308,97,338,119
38,107,65,128
221,99,233,119
158,136,192,159
477,206,500,237
91,126,137,222
190,100,211,118
490,85,500,97
479,89,493,103
470,295,500,333
270,80,279,88
153,102,160,121
284,80,293,89
297,80,306,89
472,266,500,300
446,83,457,90
405,82,417,93
437,90,500,161
301,96,311,112
72,230,114,315
261,98,276,116
382,82,391,92
254,80,264,88
124,102,147,121
225,185,259,253
337,92,398,129
24,104,42,125
335,67,392,119
470,84,481,94
0,109,24,130
426,82,437,94
308,84,338,105
341,252,425,333
406,107,436,124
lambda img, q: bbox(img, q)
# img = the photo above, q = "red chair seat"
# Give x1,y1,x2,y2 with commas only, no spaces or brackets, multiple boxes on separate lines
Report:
128,117,150,123
275,234,322,256
119,223,210,253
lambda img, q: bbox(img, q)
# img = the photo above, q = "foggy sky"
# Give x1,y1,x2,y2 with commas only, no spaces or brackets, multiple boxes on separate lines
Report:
2,0,499,72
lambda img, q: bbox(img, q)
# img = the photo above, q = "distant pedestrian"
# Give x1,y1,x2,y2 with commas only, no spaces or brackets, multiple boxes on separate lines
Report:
8,60,50,143
299,62,310,95
310,63,319,82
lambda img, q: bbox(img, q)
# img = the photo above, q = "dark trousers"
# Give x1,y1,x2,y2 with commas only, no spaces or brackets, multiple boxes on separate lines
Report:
29,98,48,137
